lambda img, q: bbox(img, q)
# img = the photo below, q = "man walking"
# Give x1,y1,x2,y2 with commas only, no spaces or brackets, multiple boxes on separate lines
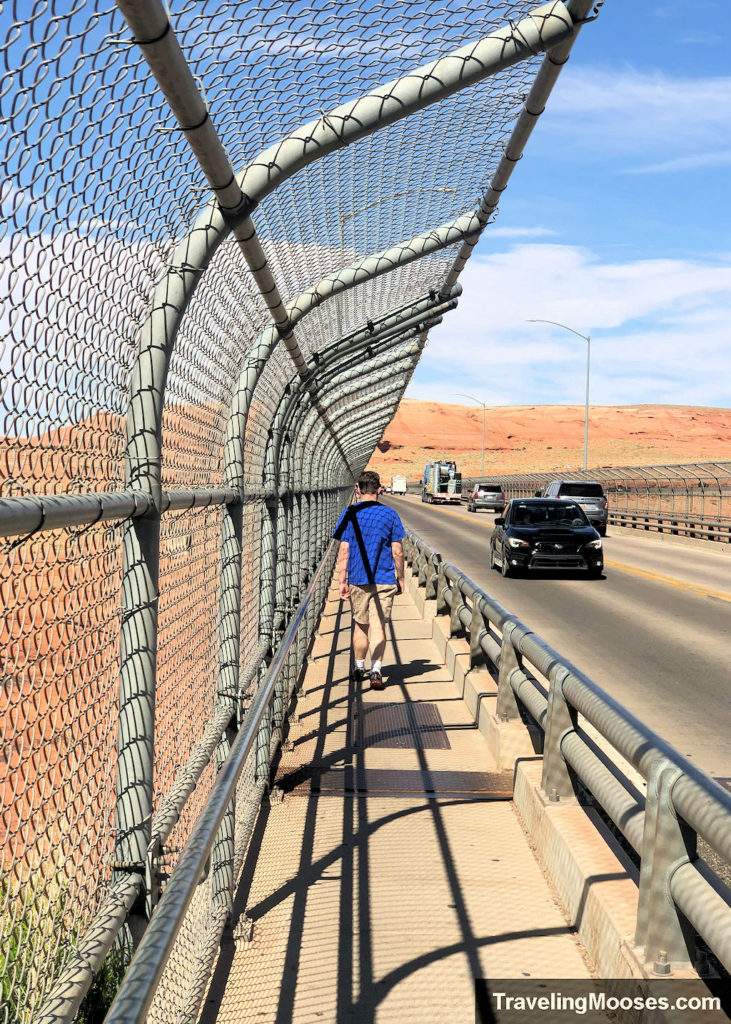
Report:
332,470,406,690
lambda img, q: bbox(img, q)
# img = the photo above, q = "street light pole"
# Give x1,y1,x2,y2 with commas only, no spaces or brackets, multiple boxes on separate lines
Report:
526,319,591,471
454,393,486,477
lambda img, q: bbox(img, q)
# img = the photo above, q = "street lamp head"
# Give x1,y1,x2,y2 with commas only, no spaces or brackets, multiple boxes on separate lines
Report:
526,318,590,343
453,392,485,407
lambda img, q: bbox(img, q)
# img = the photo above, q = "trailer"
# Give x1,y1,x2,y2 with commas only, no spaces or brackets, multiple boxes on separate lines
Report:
391,475,408,495
421,461,462,504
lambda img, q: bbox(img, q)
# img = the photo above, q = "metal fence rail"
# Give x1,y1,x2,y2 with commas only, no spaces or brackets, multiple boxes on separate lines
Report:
464,462,731,542
404,531,731,977
0,1,599,1021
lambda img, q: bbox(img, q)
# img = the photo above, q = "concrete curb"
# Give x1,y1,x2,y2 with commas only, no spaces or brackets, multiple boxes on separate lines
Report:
408,564,641,978
404,563,721,1022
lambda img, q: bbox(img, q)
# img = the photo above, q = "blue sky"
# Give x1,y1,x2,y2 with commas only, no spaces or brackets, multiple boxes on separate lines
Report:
407,1,731,408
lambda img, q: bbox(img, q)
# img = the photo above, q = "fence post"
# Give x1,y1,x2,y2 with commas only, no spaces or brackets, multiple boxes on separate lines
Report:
540,665,578,801
424,552,441,600
495,620,522,722
435,562,450,617
470,599,489,671
417,546,429,587
116,513,159,934
404,535,414,568
449,577,467,636
635,761,696,972
211,496,244,931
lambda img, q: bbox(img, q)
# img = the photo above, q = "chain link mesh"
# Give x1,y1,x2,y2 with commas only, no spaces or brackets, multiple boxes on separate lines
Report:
1,0,552,1019
477,463,731,524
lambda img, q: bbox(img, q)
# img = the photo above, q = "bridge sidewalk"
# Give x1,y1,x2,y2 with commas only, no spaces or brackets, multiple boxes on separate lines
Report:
200,575,597,1023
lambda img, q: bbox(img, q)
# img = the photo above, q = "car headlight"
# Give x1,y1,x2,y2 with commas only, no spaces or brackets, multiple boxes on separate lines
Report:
507,537,530,549
585,538,602,550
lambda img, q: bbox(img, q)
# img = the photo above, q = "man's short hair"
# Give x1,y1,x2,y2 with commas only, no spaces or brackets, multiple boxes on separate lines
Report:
357,470,381,495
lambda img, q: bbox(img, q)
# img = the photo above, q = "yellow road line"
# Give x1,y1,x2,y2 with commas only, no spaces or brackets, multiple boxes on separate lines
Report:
603,559,731,603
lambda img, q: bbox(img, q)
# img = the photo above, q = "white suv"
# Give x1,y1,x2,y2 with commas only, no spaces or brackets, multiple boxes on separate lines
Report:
543,480,608,535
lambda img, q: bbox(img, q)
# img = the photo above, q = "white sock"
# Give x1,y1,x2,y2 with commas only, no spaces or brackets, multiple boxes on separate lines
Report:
355,659,365,670
372,660,382,673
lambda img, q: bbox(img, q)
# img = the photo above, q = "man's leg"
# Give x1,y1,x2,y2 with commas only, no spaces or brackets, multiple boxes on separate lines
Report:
348,587,371,681
368,617,387,690
352,621,369,662
369,619,386,665
368,586,396,689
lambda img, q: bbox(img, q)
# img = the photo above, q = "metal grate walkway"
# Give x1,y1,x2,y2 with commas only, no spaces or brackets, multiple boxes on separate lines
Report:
199,577,601,1023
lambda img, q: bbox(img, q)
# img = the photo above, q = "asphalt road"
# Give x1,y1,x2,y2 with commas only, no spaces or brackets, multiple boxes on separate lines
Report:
386,494,731,780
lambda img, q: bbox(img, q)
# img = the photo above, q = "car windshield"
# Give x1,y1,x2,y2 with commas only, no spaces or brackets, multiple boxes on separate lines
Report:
478,485,501,493
510,503,588,526
558,483,604,497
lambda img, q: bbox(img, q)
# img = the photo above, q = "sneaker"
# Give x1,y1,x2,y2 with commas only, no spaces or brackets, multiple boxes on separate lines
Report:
370,669,384,691
350,666,368,682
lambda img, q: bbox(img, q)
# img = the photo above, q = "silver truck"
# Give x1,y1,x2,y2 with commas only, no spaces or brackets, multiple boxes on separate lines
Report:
422,461,462,504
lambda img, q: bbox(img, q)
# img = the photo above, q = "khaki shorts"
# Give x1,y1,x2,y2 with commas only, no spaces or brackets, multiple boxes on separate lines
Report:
349,584,398,628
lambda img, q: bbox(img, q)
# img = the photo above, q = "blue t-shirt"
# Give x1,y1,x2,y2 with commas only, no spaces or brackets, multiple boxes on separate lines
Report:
332,501,406,585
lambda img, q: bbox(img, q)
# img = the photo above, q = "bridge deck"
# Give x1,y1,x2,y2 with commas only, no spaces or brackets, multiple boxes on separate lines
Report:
201,577,598,1023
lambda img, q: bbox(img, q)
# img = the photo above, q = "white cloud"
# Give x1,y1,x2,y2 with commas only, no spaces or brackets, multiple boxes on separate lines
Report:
406,243,731,407
544,68,731,167
677,31,722,45
626,150,731,175
487,226,557,238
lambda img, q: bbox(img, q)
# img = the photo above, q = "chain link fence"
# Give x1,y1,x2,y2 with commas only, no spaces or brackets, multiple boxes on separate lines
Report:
465,462,731,541
0,0,597,1020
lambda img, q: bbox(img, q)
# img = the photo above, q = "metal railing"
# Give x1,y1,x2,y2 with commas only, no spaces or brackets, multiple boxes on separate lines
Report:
0,2,599,1020
101,541,338,1024
462,463,731,543
404,530,731,976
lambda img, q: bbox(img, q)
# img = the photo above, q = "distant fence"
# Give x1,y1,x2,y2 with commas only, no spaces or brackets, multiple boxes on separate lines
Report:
458,463,731,543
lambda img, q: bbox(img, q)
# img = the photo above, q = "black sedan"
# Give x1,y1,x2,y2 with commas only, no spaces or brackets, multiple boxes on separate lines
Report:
490,498,604,577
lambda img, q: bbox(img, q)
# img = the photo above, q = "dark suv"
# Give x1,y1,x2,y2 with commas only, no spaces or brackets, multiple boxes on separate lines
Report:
468,483,505,513
543,480,608,535
490,498,604,577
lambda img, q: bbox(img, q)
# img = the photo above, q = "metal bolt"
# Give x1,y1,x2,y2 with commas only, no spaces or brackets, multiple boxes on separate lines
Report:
548,787,560,803
232,914,254,944
653,950,671,976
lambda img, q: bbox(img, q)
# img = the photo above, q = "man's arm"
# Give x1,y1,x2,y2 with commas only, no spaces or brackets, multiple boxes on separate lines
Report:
337,541,350,600
391,540,404,595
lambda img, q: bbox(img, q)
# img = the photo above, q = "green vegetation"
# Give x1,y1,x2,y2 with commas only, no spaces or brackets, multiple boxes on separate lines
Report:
75,943,130,1024
0,878,129,1024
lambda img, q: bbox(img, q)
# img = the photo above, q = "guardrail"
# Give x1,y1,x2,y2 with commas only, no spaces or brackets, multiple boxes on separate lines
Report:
609,509,731,544
30,542,337,1024
404,529,731,977
460,463,731,544
2,2,601,1019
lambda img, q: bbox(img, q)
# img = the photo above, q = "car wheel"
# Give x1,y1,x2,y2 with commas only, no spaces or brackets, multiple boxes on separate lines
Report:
490,544,498,571
598,524,606,536
500,548,513,577
588,566,603,578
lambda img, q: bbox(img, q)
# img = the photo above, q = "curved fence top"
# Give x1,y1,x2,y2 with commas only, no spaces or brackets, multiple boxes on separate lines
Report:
0,0,594,500
1,2,601,1022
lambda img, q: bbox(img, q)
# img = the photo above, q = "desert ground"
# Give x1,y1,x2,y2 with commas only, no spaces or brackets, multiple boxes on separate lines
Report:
367,400,731,480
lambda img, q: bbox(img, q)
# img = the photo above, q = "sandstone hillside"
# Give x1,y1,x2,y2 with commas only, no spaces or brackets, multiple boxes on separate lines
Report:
367,401,731,480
